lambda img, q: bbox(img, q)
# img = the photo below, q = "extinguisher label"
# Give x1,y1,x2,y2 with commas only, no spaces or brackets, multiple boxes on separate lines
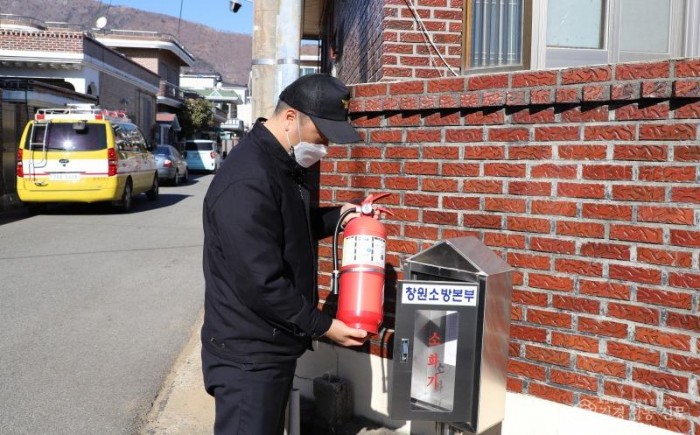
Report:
342,235,386,268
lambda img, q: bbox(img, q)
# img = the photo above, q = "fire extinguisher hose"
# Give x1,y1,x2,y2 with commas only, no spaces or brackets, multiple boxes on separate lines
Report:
331,207,359,295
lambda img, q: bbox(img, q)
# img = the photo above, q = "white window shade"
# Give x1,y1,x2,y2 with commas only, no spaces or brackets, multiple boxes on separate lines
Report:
470,0,524,68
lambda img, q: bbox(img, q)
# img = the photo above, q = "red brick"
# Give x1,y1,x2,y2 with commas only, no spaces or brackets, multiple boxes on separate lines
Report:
404,193,439,208
646,168,690,190
665,394,700,419
423,110,461,126
530,164,577,179
483,233,526,249
610,224,663,244
535,126,580,141
604,381,657,405
616,102,670,120
559,144,607,160
555,88,581,103
525,345,571,367
557,221,605,238
484,163,526,178
531,200,577,217
561,66,611,84
423,178,458,192
511,289,548,306
639,124,697,140
488,127,529,142
671,186,700,203
508,145,553,160
560,106,609,123
557,182,605,199
676,58,700,77
423,210,459,225
641,81,672,99
387,112,421,126
463,213,501,229
581,203,632,220
512,71,558,87
576,355,626,378
674,100,700,119
530,89,553,105
616,61,670,80
528,382,574,405
508,181,552,196
666,312,700,333
464,145,505,159
422,146,459,159
580,280,630,300
404,225,439,240
510,325,547,343
465,109,505,125
463,180,503,194
607,341,660,365
426,77,466,93
552,295,600,314
385,146,419,159
512,107,556,124
670,230,700,248
555,258,603,277
351,175,382,188
404,161,439,175
674,146,700,162
529,273,574,292
580,242,631,261
508,359,546,380
578,317,628,338
354,83,388,97
384,176,418,190
484,197,526,212
442,195,480,210
611,185,665,202
442,162,480,177
608,301,660,325
611,83,640,100
582,85,610,102
506,216,550,234
667,354,700,375
370,130,403,143
507,252,551,270
584,125,636,141
551,369,598,392
468,73,508,90
669,272,700,290
638,206,694,225
637,287,693,310
506,377,523,392
445,128,483,142
530,237,575,254
609,264,662,286
637,247,693,268
633,367,689,392
635,327,692,351
673,80,700,98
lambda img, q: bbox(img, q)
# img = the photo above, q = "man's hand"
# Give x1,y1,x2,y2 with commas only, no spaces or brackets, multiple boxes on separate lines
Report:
323,318,368,347
340,202,381,227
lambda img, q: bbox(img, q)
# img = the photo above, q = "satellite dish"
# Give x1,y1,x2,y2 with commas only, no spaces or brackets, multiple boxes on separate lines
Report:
95,16,108,29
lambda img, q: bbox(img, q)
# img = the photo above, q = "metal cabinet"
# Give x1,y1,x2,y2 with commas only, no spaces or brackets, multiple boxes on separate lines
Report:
390,237,513,434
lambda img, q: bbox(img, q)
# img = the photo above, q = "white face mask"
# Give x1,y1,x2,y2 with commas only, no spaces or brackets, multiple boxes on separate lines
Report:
287,116,327,168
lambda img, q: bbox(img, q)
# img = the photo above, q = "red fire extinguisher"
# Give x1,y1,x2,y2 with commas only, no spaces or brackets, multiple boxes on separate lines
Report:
332,193,393,335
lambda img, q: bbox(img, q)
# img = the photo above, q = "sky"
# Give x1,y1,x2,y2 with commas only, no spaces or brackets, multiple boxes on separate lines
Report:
105,0,254,34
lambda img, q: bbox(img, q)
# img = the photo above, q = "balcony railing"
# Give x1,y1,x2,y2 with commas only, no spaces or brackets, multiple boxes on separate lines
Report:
158,80,185,102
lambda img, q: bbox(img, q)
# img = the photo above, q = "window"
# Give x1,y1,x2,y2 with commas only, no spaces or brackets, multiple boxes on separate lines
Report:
542,0,686,68
462,0,532,72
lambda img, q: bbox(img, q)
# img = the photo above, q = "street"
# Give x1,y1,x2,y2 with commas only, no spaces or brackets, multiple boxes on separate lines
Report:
0,174,211,434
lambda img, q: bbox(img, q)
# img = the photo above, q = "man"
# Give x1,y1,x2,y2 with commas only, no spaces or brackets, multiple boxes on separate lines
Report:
201,74,369,434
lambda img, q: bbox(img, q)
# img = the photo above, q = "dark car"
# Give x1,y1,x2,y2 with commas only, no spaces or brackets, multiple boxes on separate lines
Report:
154,145,188,185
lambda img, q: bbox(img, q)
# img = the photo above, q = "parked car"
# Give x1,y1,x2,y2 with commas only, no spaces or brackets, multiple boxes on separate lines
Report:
184,139,221,173
154,145,188,185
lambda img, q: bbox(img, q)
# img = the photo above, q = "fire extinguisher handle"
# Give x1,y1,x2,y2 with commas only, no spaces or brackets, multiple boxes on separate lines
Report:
361,192,391,206
373,206,394,217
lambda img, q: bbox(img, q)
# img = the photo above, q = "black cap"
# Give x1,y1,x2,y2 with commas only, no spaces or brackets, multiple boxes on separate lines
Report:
279,73,360,144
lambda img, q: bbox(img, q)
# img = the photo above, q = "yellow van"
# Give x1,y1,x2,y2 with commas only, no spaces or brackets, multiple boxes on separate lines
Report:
16,104,159,212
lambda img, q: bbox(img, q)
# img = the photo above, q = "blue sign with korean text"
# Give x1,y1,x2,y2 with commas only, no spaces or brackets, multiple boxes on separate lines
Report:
400,281,478,306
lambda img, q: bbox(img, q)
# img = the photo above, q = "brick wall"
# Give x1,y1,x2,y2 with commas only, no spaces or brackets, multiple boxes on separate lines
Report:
0,29,84,52
318,58,700,434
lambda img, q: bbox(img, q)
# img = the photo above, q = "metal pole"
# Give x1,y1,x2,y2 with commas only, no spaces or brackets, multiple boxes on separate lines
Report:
251,0,301,120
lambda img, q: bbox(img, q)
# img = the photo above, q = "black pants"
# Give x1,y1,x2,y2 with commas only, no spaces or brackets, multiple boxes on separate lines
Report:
202,346,297,435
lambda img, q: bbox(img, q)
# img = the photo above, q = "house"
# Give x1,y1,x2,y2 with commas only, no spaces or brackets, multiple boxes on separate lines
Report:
290,2,700,435
0,15,161,209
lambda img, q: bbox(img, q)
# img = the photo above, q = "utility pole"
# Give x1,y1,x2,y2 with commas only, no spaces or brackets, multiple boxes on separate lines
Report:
250,0,302,120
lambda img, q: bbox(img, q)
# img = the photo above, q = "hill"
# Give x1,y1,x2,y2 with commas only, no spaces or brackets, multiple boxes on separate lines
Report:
0,0,252,85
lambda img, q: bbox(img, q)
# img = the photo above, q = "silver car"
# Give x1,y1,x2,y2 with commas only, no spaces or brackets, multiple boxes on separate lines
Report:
154,145,189,185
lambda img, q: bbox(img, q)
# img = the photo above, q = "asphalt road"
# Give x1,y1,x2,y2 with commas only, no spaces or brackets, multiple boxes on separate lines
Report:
0,174,211,435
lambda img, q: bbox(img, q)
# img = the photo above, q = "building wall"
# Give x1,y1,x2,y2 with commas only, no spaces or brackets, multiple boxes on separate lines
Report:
316,58,700,434
99,72,156,138
331,0,386,84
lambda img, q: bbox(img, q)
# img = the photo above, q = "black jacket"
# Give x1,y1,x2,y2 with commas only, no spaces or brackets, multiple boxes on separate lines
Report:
201,120,337,363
